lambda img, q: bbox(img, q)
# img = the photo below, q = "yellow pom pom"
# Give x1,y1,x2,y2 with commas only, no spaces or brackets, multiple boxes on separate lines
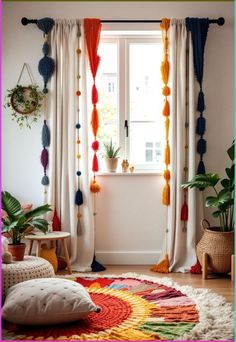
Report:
77,139,81,144
76,153,81,159
76,48,81,54
90,181,101,193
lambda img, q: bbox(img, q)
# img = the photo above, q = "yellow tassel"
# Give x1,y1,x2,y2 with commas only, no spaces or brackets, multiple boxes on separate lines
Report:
90,180,101,193
161,59,169,85
162,85,170,96
160,18,170,31
162,182,170,205
150,254,169,273
165,117,169,139
164,142,170,165
162,99,170,116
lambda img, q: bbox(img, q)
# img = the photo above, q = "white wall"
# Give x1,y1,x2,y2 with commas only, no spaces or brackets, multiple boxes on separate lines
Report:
2,2,234,264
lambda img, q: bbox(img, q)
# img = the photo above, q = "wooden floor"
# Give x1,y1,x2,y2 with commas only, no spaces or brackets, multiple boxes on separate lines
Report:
68,265,234,304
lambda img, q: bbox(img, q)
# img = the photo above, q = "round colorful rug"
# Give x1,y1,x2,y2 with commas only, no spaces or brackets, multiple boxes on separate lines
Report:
2,273,234,340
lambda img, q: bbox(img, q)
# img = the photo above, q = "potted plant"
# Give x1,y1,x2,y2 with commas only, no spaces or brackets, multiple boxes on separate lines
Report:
103,140,121,172
182,141,234,273
4,84,44,129
1,191,52,261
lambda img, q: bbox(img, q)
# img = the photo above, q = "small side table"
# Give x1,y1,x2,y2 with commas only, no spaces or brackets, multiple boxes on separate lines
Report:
25,231,72,274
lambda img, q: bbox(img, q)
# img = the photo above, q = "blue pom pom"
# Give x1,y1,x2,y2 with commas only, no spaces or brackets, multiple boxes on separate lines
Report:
43,88,48,94
38,56,55,91
41,175,49,185
197,138,207,155
197,90,205,113
196,116,206,135
75,189,83,205
42,42,50,55
42,120,50,147
76,171,82,176
37,17,55,34
76,123,81,129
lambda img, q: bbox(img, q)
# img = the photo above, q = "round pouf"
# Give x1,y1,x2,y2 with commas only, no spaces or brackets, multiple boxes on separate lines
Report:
2,256,55,301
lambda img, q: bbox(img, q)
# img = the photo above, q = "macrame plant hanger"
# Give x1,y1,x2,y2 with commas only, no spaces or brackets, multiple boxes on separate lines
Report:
151,18,170,274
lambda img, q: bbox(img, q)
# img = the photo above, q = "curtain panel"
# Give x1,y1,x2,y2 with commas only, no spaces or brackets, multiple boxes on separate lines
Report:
48,20,94,271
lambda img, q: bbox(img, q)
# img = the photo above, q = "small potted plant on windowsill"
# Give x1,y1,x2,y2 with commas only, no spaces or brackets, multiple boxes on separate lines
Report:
182,141,234,274
1,191,52,261
103,140,121,172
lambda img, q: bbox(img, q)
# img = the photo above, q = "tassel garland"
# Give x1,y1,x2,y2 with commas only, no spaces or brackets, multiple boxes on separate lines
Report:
75,189,83,206
162,99,170,116
52,209,61,231
91,106,99,137
40,118,50,188
162,183,170,206
90,180,101,193
42,120,50,147
92,153,99,172
41,175,49,186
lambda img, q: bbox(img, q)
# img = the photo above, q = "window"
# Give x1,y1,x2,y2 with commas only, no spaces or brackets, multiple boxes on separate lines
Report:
95,31,164,171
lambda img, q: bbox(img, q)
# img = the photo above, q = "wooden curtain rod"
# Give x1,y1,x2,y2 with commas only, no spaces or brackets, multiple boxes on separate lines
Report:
21,17,225,26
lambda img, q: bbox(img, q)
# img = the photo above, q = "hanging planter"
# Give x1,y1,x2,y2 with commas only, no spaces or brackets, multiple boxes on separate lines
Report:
4,63,44,129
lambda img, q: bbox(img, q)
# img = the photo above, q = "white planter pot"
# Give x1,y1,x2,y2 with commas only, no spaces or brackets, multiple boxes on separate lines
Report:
105,158,119,172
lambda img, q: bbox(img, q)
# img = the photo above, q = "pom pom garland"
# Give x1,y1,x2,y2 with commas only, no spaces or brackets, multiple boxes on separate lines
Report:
76,123,81,129
91,140,99,151
76,90,81,96
90,180,101,193
76,171,82,176
196,116,206,135
41,148,49,170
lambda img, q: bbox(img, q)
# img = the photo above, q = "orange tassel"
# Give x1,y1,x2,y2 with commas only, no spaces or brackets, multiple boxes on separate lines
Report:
164,142,170,165
163,169,170,181
162,85,170,96
165,117,169,139
91,105,99,137
150,254,169,273
162,182,170,205
90,180,101,193
161,59,169,85
162,99,170,116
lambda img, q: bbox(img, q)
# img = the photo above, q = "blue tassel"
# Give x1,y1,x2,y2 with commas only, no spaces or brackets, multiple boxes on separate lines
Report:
197,138,207,155
42,42,50,55
38,56,55,92
41,175,49,185
197,160,206,174
197,91,205,113
75,189,83,205
76,123,81,129
42,120,50,147
91,255,106,272
196,116,206,135
76,171,82,176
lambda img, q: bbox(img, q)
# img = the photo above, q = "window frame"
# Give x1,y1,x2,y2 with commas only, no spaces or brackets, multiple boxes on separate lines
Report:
100,32,163,172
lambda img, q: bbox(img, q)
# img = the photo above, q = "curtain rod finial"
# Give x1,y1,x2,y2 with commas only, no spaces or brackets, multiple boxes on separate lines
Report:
21,17,38,26
218,17,225,26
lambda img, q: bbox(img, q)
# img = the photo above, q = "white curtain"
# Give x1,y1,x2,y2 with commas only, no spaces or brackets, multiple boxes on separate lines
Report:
167,19,202,272
48,20,94,271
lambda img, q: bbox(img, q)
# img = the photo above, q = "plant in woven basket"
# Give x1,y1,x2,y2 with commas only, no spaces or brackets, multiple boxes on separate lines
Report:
4,84,44,129
182,141,234,232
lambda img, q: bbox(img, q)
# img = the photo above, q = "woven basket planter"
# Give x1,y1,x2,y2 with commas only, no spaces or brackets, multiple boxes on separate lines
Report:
197,219,234,274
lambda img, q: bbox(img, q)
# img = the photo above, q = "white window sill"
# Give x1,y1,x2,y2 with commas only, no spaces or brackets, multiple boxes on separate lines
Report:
97,170,162,176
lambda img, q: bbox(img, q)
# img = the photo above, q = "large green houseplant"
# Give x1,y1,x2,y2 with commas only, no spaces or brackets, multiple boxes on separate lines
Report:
182,142,234,274
1,191,51,260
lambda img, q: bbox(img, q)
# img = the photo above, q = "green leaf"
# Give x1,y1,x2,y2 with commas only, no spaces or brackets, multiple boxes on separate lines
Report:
27,218,49,233
182,173,220,189
1,191,22,218
205,196,219,207
218,189,232,204
25,204,52,219
221,179,231,189
227,142,234,161
212,210,221,218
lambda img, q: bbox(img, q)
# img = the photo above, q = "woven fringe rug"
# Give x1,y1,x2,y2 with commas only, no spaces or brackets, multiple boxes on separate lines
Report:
2,273,234,341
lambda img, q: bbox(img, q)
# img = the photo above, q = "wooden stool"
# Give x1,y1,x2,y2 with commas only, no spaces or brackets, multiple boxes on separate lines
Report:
25,231,72,274
202,252,234,281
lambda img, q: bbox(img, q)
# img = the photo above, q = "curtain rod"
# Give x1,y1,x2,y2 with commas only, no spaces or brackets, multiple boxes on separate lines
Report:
21,17,225,26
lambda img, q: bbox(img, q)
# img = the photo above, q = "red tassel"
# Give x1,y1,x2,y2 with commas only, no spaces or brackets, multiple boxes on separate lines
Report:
181,202,188,221
91,106,99,137
92,84,98,104
52,209,61,231
190,260,202,274
92,153,99,172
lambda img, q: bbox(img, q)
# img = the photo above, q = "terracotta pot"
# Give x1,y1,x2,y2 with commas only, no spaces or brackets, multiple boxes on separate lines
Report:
197,220,234,274
8,243,26,261
105,158,119,172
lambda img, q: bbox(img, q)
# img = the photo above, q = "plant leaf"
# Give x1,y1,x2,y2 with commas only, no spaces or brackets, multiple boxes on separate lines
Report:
1,191,22,219
24,204,52,219
227,142,234,161
212,210,221,218
205,196,219,207
182,173,220,189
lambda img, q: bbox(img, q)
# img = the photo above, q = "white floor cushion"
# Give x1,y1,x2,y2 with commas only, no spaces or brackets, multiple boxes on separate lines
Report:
2,278,100,325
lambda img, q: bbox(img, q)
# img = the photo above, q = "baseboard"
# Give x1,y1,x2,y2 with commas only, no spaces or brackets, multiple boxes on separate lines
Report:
95,251,162,265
